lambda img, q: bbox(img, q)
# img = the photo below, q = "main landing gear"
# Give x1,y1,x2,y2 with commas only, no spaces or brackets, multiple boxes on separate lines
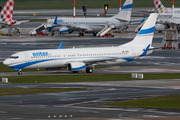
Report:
86,67,93,73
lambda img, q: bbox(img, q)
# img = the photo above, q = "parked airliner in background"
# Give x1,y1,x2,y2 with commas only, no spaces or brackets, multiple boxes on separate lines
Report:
30,0,133,37
0,0,28,29
148,0,180,13
3,13,157,75
155,13,180,31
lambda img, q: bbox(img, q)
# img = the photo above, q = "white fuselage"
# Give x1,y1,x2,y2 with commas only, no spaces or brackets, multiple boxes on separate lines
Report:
47,17,129,32
3,46,146,70
157,13,180,24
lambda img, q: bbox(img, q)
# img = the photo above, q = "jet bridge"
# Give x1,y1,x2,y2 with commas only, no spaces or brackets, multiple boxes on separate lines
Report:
29,23,52,35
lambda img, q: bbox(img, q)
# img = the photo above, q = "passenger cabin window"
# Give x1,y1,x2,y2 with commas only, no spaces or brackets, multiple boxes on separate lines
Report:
10,56,19,59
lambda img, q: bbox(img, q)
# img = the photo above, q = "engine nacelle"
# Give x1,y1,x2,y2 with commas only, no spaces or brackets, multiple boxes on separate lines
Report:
155,24,165,31
59,27,73,34
67,62,86,71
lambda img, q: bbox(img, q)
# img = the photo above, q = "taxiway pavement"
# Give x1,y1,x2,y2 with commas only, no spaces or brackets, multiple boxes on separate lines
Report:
1,80,180,119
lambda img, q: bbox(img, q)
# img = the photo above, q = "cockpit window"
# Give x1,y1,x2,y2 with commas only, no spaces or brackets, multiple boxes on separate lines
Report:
10,56,19,59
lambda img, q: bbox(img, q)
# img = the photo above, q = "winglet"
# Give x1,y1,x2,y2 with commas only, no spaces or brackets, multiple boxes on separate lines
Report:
140,44,151,56
54,16,57,24
58,41,63,49
140,14,147,23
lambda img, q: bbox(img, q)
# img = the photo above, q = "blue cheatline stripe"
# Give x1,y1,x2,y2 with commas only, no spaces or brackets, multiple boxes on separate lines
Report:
72,65,86,71
10,57,119,69
10,59,59,69
121,4,132,10
48,25,62,32
60,29,68,33
140,44,151,56
122,58,134,62
138,26,155,35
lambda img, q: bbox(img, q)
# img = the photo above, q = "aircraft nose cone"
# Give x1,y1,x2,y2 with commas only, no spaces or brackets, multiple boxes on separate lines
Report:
3,59,9,66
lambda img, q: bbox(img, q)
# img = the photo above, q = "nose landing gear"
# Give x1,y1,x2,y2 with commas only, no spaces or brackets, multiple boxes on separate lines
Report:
18,71,22,75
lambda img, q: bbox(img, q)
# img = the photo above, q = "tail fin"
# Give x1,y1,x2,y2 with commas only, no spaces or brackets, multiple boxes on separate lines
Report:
1,0,15,25
121,13,157,47
113,0,133,21
153,0,165,9
153,0,168,13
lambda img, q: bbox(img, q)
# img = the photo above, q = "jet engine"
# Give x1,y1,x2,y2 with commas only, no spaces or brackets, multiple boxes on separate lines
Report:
155,24,165,31
59,27,73,34
67,62,86,71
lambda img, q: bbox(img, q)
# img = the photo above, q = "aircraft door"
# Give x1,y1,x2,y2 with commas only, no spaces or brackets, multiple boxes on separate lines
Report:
132,49,136,56
24,53,30,62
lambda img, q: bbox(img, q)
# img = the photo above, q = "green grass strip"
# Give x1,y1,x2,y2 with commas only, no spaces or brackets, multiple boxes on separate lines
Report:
0,88,86,96
104,94,180,110
1,73,180,83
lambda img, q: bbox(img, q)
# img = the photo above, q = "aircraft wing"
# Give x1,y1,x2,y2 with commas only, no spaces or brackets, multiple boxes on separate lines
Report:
14,20,29,25
66,26,93,32
82,57,136,66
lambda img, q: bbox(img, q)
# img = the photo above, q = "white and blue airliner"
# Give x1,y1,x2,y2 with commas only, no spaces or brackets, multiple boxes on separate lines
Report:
30,0,133,37
3,13,157,75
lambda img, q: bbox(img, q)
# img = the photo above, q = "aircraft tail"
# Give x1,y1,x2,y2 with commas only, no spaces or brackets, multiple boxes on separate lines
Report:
153,0,165,9
113,0,133,21
120,13,157,48
1,0,15,25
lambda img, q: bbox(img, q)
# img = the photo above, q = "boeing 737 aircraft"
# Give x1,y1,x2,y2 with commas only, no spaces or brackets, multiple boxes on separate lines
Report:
148,0,180,13
30,0,133,37
3,13,157,75
0,0,28,29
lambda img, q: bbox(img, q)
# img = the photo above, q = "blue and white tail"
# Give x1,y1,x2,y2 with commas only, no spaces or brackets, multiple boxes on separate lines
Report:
113,0,133,22
120,13,157,48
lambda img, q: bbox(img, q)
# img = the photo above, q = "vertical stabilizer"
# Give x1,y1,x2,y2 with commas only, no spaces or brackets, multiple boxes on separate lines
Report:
120,13,157,47
153,0,165,9
1,0,14,25
153,0,168,13
113,0,133,21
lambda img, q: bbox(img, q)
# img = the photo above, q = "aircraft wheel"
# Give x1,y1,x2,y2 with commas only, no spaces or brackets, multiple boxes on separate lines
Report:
51,31,54,36
89,68,93,73
81,33,84,36
86,67,93,73
18,71,22,75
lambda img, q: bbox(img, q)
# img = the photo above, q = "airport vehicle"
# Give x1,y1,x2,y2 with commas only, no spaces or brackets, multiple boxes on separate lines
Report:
31,31,48,36
3,13,157,75
0,0,28,29
30,0,133,37
148,0,180,13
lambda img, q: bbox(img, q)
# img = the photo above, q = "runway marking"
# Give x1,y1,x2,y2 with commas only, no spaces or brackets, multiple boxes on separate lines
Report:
66,106,180,115
62,95,157,107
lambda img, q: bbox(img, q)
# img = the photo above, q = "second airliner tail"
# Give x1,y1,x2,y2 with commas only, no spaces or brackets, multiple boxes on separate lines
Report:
113,0,133,22
0,0,15,25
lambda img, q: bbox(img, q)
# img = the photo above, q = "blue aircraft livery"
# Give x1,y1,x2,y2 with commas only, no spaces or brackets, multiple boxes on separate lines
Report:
33,52,48,57
57,19,63,23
